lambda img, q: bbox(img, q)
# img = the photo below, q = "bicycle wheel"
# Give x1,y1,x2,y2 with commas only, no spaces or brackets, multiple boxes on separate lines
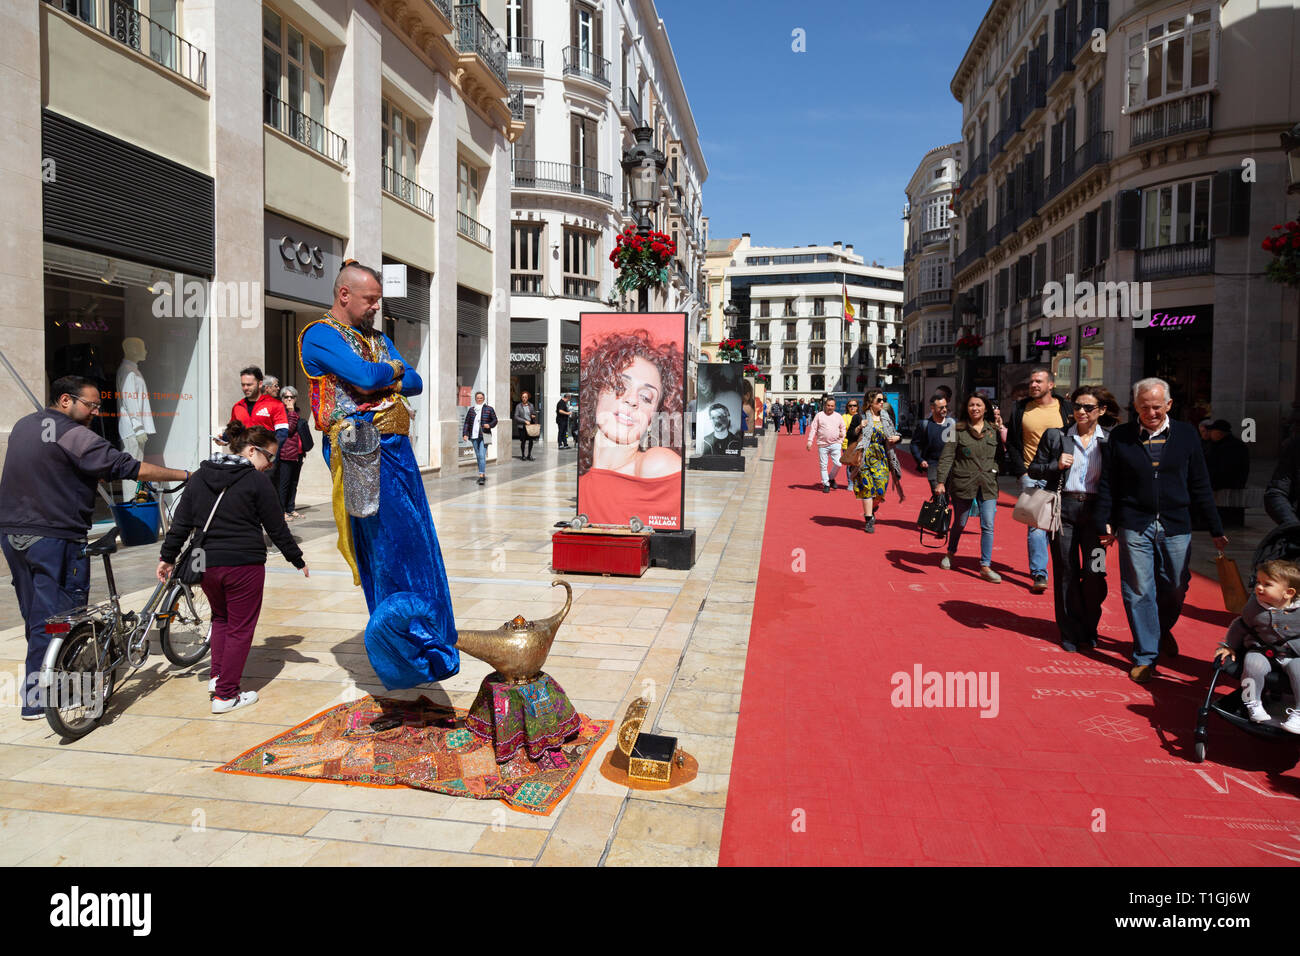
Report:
159,584,212,667
44,625,111,740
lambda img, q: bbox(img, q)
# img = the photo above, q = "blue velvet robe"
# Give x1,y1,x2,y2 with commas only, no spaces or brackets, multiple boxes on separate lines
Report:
300,321,459,689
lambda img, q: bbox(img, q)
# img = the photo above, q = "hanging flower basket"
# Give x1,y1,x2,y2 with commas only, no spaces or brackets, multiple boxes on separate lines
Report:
954,333,983,358
1262,221,1300,288
611,228,676,295
717,338,745,363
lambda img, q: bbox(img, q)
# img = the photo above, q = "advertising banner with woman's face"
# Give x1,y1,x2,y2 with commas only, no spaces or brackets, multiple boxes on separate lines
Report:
577,313,687,530
695,363,744,457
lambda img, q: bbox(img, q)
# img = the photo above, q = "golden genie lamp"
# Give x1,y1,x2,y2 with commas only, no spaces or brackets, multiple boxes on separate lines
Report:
455,579,572,684
460,580,583,762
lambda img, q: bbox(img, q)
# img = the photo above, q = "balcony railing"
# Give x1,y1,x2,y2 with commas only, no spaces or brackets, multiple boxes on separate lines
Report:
563,277,600,300
511,273,543,294
508,84,524,121
1074,1,1109,58
1130,92,1212,149
46,0,207,88
454,3,508,88
1136,240,1214,281
1047,51,1075,88
264,92,348,165
622,87,642,124
903,298,917,315
506,35,543,69
429,0,453,21
1046,130,1111,201
918,344,955,360
563,46,611,88
457,209,491,247
959,153,988,192
511,159,613,202
382,165,434,215
918,289,951,308
921,227,951,245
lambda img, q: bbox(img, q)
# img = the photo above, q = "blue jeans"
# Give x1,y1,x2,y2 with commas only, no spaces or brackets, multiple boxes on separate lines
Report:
470,437,487,474
1117,521,1192,666
948,490,997,567
1023,477,1050,578
2,535,90,716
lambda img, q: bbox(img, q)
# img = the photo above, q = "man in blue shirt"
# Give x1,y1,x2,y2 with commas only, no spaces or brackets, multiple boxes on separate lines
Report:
910,393,955,494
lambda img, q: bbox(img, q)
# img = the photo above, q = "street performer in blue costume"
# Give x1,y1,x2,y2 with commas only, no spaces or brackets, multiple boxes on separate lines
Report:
298,261,458,688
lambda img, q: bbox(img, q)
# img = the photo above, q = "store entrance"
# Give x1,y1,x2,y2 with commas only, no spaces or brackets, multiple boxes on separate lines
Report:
510,372,541,443
1141,313,1213,423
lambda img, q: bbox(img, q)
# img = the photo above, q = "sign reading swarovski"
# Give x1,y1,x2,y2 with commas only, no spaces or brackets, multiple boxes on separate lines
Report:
264,212,343,307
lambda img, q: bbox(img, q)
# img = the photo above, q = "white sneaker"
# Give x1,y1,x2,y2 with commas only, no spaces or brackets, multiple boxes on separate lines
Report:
1281,708,1300,735
1245,700,1269,723
212,690,258,714
940,554,952,571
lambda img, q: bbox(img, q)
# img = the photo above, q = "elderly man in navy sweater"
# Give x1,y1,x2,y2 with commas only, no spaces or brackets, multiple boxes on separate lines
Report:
1098,377,1227,684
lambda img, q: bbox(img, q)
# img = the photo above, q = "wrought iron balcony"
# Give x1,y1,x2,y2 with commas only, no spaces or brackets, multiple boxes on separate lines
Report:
508,84,524,121
429,0,453,22
1045,131,1111,201
264,92,348,165
511,273,543,294
563,277,600,300
562,46,611,88
454,3,508,89
921,227,951,245
959,153,988,192
918,289,951,308
1074,1,1109,58
1130,92,1212,149
622,87,642,124
457,209,492,247
507,36,543,70
1047,50,1075,90
1136,240,1214,281
46,0,207,88
511,159,613,202
382,164,434,215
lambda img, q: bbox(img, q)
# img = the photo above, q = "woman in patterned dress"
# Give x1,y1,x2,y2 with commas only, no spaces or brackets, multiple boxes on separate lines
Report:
849,389,900,534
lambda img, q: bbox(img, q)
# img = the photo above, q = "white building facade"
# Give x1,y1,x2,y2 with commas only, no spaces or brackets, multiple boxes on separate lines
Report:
718,236,904,401
501,0,708,444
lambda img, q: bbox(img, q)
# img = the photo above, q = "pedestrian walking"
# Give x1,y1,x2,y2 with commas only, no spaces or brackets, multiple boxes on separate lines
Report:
840,398,859,457
0,377,189,719
1097,377,1227,683
277,386,306,519
157,421,308,714
772,400,785,433
785,401,795,434
1204,419,1250,528
514,391,538,461
798,399,809,435
849,389,901,534
807,396,846,493
1005,367,1074,593
935,392,1003,582
555,394,572,449
219,366,289,450
910,393,955,494
1027,385,1119,651
462,391,497,485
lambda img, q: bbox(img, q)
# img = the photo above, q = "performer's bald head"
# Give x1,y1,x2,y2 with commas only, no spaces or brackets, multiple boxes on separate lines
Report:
333,262,382,327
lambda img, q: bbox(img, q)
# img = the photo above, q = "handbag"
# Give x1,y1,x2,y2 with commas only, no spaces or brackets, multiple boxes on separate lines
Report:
1013,487,1062,534
297,417,315,454
842,443,864,470
176,489,227,585
525,423,541,438
1216,551,1249,615
916,492,953,546
339,420,381,518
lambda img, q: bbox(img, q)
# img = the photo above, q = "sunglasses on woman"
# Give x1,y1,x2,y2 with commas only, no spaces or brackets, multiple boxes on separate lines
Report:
1074,403,1100,413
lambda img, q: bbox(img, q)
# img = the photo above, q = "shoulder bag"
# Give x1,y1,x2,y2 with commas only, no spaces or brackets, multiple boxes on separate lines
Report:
1012,486,1062,534
176,489,228,585
916,492,953,546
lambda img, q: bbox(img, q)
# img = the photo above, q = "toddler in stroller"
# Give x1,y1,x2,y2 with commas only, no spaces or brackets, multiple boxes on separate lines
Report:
1213,560,1300,731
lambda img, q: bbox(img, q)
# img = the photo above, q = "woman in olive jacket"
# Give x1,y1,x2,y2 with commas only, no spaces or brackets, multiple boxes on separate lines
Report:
935,392,1004,582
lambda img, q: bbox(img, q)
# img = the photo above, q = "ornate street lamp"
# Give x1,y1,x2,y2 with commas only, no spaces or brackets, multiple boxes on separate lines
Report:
620,125,667,312
723,302,740,341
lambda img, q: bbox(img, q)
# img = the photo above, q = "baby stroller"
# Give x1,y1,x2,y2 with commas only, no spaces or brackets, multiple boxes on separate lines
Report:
1191,523,1300,763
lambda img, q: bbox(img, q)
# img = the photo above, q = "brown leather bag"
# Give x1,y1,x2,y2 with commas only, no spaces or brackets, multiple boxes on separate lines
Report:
1216,552,1249,615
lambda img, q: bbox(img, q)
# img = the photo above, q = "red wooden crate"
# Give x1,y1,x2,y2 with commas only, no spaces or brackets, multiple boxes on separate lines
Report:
551,531,649,577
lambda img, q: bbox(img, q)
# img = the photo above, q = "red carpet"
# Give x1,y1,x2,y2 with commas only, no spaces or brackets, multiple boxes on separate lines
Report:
719,432,1300,866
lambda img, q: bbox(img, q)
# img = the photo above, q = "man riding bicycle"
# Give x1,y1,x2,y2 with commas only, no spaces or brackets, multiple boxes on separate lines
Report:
0,375,189,719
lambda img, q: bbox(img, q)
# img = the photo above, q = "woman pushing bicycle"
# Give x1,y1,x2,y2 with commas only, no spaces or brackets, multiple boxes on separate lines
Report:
158,421,308,714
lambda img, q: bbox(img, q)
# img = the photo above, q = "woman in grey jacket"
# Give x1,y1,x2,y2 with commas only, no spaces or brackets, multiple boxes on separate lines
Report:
935,393,1003,582
514,391,538,461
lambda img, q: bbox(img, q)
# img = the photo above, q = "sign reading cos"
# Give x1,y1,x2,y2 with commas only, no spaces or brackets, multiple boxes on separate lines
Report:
279,236,325,273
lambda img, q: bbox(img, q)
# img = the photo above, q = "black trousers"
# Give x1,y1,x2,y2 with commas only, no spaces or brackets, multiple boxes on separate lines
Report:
519,437,535,458
278,459,303,513
556,422,568,446
1049,496,1108,645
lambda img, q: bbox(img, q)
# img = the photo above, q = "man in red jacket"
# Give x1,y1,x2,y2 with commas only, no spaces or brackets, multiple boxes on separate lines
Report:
219,366,288,449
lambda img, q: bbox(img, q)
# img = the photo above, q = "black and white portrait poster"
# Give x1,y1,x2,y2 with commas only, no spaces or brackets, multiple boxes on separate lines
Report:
694,363,744,457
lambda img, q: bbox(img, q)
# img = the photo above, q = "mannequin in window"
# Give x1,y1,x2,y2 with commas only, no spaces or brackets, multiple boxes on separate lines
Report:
116,336,154,460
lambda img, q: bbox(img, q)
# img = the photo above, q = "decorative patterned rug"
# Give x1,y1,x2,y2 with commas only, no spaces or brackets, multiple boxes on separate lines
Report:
217,695,612,815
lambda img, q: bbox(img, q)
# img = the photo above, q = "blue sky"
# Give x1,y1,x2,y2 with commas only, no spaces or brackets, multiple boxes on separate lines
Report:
655,0,989,268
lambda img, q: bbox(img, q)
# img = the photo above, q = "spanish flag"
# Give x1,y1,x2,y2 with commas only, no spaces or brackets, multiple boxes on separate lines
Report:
842,280,855,323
